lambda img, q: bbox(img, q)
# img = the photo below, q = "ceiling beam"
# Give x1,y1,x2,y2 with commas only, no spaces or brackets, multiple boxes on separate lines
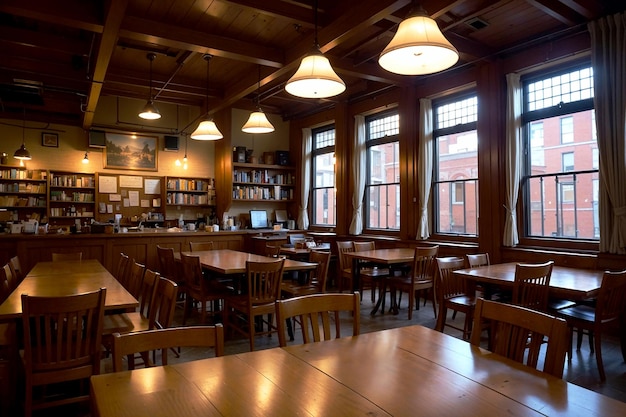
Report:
525,0,585,26
0,0,103,33
222,0,317,28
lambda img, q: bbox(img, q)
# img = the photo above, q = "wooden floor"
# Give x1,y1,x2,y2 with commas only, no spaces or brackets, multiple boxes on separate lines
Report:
31,289,626,417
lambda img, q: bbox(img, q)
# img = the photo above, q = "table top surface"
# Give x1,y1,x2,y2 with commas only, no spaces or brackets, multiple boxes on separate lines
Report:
454,262,605,300
91,324,626,417
0,259,138,321
344,247,415,264
180,249,317,274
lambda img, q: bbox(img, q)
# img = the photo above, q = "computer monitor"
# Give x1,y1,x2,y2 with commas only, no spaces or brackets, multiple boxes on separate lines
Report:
249,210,269,229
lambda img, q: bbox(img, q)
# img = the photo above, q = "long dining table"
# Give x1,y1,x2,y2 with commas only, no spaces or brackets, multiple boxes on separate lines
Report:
90,324,626,417
344,247,415,314
0,259,138,322
453,261,604,301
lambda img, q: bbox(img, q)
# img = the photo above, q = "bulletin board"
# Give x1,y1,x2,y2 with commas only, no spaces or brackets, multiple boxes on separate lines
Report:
95,173,163,224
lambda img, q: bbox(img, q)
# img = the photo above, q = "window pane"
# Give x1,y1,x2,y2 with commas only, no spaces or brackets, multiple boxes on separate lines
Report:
367,114,399,140
436,96,477,129
435,180,478,234
312,187,336,226
311,126,336,226
527,67,594,111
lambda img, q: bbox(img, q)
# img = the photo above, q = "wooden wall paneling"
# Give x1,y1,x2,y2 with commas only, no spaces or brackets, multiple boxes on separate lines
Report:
399,86,417,240
108,237,151,271
334,102,350,236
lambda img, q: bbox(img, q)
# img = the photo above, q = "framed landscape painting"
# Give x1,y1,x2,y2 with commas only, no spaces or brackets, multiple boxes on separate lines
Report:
104,133,158,171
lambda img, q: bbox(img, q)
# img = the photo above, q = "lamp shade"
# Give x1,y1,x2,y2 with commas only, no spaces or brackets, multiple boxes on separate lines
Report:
191,119,223,140
378,12,459,75
242,110,275,134
285,51,346,98
138,100,161,120
13,143,31,160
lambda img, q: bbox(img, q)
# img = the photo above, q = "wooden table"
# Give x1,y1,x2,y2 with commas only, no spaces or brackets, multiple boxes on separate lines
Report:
344,248,415,314
90,324,626,417
279,242,331,258
0,259,138,321
453,262,604,301
180,249,318,275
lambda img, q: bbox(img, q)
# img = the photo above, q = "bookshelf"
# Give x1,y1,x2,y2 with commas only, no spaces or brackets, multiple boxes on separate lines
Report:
48,171,96,223
0,166,48,222
231,162,295,202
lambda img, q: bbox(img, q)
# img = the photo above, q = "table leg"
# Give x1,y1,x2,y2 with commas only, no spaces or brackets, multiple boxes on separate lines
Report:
370,278,387,315
352,258,360,293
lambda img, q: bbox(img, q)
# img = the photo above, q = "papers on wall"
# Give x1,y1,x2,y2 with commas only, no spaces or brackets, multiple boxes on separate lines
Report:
120,175,143,188
144,178,161,194
99,176,117,193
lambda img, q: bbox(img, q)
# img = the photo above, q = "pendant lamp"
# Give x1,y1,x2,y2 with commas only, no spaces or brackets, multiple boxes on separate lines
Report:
285,0,345,99
138,53,162,120
242,66,275,134
14,109,31,161
378,4,459,75
191,54,223,140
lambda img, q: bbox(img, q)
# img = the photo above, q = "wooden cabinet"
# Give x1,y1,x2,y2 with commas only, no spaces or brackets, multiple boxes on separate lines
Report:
48,171,96,224
165,176,216,208
232,162,295,202
0,166,47,222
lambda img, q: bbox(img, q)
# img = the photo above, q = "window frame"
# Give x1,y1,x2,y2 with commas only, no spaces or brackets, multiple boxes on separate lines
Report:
363,110,400,232
310,125,336,227
431,91,479,239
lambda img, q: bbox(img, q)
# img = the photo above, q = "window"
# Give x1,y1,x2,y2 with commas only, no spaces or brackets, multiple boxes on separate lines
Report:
522,64,598,240
365,111,400,230
311,126,336,226
433,94,479,236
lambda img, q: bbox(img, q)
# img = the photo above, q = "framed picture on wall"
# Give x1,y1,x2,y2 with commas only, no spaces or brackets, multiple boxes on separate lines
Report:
104,133,158,171
41,133,59,147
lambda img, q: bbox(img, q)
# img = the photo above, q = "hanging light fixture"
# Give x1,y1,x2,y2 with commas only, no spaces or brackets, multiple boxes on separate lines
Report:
138,53,162,120
284,0,345,99
183,136,188,169
378,4,459,75
82,152,89,164
242,66,275,134
191,54,223,140
14,109,31,161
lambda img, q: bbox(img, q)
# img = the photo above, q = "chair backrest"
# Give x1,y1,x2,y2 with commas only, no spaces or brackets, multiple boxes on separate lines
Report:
21,288,106,376
264,244,282,258
156,245,180,282
353,241,375,251
0,265,11,303
111,325,224,372
595,270,626,324
189,241,214,252
336,241,354,271
125,261,146,298
466,253,490,268
2,263,16,294
436,257,468,301
470,298,568,378
8,255,23,284
136,268,160,318
246,259,285,306
308,250,332,293
51,252,83,262
148,277,179,330
179,252,207,294
114,253,131,286
275,292,360,346
512,261,553,311
410,245,439,283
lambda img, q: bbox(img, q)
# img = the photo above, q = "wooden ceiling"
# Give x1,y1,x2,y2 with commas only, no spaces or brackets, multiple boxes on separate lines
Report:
0,0,622,131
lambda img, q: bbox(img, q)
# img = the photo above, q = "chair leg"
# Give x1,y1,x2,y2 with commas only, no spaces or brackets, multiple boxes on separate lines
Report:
248,314,256,351
594,330,605,381
407,291,414,320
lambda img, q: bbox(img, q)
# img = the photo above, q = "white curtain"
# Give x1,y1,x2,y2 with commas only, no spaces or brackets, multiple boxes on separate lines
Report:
349,115,367,234
589,13,626,254
503,73,522,246
416,98,433,239
297,128,312,230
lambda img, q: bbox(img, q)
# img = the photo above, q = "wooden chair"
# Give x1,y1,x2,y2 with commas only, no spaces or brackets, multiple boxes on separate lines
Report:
224,259,285,351
124,261,147,298
180,252,233,325
8,255,23,286
471,298,569,378
281,250,331,297
189,241,214,251
336,241,354,292
264,244,282,258
466,253,490,268
512,261,553,311
353,241,390,302
20,288,106,417
1,263,15,295
0,265,10,302
435,257,475,340
156,245,185,307
388,245,439,319
51,252,83,262
556,269,626,381
275,292,360,347
114,253,131,287
111,325,224,372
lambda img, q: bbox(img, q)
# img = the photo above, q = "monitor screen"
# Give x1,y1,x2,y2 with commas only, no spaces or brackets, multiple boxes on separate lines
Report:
249,210,269,229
